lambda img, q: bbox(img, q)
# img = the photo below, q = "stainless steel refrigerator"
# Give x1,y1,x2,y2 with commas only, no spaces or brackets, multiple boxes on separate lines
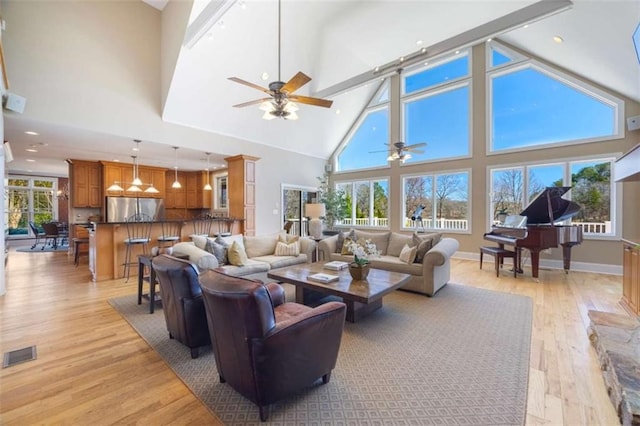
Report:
105,197,165,222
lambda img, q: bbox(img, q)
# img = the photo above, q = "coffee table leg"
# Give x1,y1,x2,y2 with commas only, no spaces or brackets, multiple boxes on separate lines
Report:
295,286,305,304
345,298,383,323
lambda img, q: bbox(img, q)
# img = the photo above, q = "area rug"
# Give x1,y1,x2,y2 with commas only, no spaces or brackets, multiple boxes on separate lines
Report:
109,284,532,425
15,244,69,253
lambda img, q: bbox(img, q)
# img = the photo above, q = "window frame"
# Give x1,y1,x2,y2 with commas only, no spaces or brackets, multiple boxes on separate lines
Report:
486,54,625,155
5,175,59,240
486,155,621,240
400,168,472,234
334,177,390,229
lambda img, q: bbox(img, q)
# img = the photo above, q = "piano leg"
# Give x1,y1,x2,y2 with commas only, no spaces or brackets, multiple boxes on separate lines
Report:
530,249,541,278
561,243,577,273
515,248,524,274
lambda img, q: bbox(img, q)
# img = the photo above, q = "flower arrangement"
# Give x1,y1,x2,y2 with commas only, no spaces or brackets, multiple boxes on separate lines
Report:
344,238,380,266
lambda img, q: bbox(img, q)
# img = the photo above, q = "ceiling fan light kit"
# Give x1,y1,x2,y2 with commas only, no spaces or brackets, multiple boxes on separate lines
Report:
372,141,427,163
228,0,332,120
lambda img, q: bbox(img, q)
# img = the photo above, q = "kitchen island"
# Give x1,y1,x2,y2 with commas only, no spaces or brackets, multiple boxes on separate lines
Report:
88,217,244,281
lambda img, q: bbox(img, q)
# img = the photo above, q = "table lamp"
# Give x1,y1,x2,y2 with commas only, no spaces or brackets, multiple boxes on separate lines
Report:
306,203,326,239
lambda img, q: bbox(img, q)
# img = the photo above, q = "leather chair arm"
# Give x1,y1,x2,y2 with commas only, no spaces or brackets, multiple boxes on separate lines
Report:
265,282,285,307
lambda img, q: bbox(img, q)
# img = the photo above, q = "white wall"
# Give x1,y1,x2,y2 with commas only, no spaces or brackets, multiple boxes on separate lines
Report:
1,0,326,235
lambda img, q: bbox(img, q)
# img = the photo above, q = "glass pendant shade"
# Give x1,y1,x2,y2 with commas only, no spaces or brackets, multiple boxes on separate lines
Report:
203,182,213,191
107,183,124,192
132,177,143,186
171,147,182,188
127,185,142,192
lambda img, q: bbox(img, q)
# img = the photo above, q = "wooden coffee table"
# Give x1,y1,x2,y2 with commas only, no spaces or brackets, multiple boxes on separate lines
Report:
267,262,411,323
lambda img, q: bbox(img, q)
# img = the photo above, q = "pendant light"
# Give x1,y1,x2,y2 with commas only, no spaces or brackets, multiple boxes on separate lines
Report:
203,152,213,191
172,147,182,189
126,155,142,192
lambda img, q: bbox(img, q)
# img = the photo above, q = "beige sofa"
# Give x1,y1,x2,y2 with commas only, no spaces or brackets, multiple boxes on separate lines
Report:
318,230,459,296
172,232,316,277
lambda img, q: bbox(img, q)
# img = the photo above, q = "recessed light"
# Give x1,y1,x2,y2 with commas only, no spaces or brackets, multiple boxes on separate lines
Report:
261,72,269,80
218,20,225,29
25,148,38,153
24,131,39,136
553,35,564,43
420,47,426,53
374,66,380,72
113,159,120,162
26,159,35,162
487,38,492,42
523,24,529,29
416,40,423,46
455,50,460,54
335,109,341,115
424,61,429,66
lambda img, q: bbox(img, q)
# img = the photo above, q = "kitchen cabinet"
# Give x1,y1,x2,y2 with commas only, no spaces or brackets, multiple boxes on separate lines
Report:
622,240,640,316
102,161,166,199
165,171,210,209
71,160,102,208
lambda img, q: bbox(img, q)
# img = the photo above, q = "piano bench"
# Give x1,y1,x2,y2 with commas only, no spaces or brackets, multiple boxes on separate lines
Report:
479,246,517,278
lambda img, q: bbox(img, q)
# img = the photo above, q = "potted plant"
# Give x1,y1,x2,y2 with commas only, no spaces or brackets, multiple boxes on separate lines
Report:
317,172,347,235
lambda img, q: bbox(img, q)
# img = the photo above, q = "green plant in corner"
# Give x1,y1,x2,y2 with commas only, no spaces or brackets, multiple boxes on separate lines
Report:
317,171,347,231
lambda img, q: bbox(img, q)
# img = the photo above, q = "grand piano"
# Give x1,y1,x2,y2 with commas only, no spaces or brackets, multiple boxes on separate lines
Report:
484,186,584,278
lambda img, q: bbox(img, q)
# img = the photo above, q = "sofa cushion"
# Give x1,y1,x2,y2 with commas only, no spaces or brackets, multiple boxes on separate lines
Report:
253,254,309,269
354,230,391,255
399,244,417,264
220,234,245,252
244,231,284,258
220,259,270,277
369,256,424,276
274,241,300,256
228,240,249,266
387,232,413,257
191,234,208,250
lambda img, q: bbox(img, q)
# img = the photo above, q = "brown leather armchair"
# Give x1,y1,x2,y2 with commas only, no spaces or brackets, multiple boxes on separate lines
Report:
198,270,346,421
152,255,211,358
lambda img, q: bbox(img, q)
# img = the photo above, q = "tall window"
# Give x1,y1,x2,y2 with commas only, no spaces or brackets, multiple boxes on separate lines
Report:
401,51,471,163
402,171,470,232
337,82,390,171
335,179,389,228
489,157,616,237
5,176,57,238
488,42,623,153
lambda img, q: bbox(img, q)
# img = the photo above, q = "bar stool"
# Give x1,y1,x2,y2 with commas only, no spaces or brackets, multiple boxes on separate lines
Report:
157,220,183,248
479,246,517,277
123,213,152,282
192,214,212,237
73,237,89,266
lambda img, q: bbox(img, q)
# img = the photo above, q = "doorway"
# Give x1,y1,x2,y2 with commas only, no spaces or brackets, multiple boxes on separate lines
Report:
281,185,318,237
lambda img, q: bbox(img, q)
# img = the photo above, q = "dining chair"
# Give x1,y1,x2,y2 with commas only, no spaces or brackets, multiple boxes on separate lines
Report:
28,221,46,250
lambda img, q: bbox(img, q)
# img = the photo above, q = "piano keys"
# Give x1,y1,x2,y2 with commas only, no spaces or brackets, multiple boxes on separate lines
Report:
484,187,584,278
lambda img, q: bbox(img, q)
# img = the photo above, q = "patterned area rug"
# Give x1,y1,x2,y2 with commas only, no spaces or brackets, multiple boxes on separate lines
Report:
15,244,69,253
109,284,532,425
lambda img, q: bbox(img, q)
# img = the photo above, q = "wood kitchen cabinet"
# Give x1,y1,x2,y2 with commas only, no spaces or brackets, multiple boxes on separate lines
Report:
165,170,187,208
102,161,166,199
165,171,210,209
622,240,640,316
71,160,102,208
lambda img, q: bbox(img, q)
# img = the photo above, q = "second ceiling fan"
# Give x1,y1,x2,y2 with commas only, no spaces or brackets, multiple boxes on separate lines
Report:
228,0,333,120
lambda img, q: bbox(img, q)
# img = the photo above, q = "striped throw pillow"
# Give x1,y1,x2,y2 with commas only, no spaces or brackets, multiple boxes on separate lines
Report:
275,241,300,256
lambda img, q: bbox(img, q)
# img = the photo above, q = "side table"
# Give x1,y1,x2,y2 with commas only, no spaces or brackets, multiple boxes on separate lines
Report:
137,254,159,314
311,237,325,262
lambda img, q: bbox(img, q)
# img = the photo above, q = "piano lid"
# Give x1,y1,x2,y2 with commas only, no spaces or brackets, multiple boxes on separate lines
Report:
520,186,582,225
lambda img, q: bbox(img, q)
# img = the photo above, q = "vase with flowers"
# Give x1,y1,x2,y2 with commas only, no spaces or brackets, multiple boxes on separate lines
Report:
344,238,380,281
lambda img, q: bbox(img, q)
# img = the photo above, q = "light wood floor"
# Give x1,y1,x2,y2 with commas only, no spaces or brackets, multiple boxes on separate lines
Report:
1,248,624,425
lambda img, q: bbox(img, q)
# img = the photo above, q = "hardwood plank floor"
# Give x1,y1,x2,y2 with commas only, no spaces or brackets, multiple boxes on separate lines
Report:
1,248,624,425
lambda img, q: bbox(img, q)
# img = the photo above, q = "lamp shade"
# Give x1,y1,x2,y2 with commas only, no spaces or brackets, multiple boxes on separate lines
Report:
306,203,326,219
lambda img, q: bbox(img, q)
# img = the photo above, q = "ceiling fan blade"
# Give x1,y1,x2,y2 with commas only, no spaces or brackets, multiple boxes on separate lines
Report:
228,77,270,94
368,149,392,153
408,149,425,154
232,98,271,108
281,72,311,94
289,95,333,108
405,142,427,149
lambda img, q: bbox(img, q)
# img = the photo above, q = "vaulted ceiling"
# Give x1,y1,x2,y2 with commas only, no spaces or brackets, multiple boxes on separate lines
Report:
5,0,640,176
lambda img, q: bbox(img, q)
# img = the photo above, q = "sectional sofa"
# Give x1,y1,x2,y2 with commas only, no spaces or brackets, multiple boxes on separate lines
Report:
171,232,316,276
318,230,459,296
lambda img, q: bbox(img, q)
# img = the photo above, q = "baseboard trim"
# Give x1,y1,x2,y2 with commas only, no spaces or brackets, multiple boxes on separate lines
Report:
454,251,622,276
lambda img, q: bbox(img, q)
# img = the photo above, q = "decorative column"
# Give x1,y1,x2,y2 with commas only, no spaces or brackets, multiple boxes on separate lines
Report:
224,155,260,236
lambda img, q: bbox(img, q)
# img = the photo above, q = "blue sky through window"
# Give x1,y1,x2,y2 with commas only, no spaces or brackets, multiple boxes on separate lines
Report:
338,108,389,170
404,85,469,162
492,67,616,151
404,56,469,95
491,49,512,67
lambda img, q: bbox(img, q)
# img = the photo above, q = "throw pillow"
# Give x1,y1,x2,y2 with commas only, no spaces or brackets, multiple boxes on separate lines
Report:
399,243,417,264
412,233,434,264
274,241,300,256
227,240,249,266
280,233,299,244
205,239,228,265
337,229,355,254
341,236,355,255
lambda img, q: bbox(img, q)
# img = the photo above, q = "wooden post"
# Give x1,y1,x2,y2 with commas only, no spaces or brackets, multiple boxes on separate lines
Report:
224,155,259,236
